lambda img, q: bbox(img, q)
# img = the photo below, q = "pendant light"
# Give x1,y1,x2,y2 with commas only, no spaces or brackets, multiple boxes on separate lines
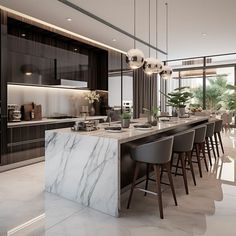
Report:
126,0,144,69
143,0,156,75
153,0,163,74
160,2,172,80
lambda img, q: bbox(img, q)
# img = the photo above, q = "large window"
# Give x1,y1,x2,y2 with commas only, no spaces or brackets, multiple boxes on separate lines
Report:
164,54,236,112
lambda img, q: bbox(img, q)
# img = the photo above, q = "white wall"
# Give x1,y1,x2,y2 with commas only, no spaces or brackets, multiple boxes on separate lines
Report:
108,75,133,107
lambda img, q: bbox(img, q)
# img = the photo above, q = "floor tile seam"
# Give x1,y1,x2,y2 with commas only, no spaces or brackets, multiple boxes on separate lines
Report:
45,205,86,231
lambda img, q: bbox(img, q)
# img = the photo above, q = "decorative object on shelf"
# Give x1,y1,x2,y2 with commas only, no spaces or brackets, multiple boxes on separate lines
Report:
121,112,131,128
80,105,89,118
84,91,100,116
160,87,193,117
126,0,144,69
89,105,96,116
160,2,172,80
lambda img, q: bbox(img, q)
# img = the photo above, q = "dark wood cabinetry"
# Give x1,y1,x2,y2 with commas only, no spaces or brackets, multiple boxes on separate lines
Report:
5,122,74,165
7,17,108,90
0,11,111,166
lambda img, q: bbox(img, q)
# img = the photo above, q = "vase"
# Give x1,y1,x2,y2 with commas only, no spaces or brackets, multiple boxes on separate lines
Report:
179,107,186,117
172,107,178,117
89,104,95,116
121,119,130,128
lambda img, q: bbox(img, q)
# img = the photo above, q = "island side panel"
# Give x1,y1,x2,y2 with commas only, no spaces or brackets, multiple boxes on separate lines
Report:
45,131,119,217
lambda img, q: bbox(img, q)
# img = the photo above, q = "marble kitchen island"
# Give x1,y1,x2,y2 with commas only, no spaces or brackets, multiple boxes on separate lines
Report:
45,116,208,217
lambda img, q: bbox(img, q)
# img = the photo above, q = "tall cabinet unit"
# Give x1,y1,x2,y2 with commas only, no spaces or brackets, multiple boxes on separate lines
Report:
0,11,8,165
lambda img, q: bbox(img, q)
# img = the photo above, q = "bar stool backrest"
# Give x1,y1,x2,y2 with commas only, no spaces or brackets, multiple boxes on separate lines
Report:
173,130,195,152
130,136,174,164
214,119,223,133
193,125,207,144
206,122,215,138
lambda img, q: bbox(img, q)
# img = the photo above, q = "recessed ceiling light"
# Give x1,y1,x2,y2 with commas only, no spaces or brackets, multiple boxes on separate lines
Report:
66,18,72,22
112,38,117,42
202,33,207,37
21,33,26,37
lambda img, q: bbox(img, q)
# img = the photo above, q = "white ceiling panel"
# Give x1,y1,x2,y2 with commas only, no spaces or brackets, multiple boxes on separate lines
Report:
0,0,235,59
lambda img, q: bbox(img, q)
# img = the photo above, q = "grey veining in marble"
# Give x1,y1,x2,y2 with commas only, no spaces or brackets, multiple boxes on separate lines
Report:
45,131,119,217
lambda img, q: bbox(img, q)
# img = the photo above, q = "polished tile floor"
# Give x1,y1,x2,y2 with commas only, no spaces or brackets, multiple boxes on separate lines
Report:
0,129,236,236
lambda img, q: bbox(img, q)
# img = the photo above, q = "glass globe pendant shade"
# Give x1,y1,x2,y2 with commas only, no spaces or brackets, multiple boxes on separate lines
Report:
126,48,145,69
160,65,172,79
153,59,163,74
143,57,156,75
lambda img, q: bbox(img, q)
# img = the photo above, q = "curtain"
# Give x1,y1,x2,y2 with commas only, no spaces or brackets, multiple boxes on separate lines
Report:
133,68,157,118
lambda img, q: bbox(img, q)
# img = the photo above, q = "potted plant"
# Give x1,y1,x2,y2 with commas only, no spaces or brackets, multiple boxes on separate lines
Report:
224,84,236,125
121,112,131,128
84,91,100,116
160,87,193,117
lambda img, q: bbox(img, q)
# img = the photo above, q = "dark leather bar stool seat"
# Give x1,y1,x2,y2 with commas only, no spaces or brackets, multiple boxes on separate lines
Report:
172,130,196,195
205,122,216,166
214,119,224,156
192,125,208,177
127,136,177,219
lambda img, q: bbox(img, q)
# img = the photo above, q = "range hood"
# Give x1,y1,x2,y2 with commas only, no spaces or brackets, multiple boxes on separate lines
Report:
54,79,88,88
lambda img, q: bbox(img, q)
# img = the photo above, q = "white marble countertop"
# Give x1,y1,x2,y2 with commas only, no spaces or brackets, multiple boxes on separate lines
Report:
7,116,107,128
46,116,209,144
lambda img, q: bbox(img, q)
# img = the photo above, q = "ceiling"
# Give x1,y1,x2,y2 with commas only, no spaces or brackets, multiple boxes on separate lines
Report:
0,0,235,60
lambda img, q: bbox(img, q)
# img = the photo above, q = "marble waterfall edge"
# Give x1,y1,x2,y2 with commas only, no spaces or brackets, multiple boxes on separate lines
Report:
45,131,119,217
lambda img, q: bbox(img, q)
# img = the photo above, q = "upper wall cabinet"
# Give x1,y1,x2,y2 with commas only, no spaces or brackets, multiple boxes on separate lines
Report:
6,18,108,90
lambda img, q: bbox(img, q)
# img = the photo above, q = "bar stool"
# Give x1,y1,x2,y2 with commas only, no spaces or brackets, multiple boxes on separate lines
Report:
214,119,224,156
172,130,196,195
127,136,177,219
192,125,208,178
205,122,216,166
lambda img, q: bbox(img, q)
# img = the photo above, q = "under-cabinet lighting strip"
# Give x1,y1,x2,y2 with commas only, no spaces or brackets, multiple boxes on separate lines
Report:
0,5,126,54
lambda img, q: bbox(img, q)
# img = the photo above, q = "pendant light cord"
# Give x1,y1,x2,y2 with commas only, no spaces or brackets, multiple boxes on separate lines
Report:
165,2,168,61
156,0,158,58
149,0,151,57
134,0,136,48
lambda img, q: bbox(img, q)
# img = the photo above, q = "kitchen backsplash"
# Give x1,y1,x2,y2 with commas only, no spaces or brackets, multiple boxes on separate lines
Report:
8,84,91,117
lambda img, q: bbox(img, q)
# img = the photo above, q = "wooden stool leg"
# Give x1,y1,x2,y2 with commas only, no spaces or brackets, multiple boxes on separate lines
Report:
144,163,150,196
210,137,217,160
187,151,196,186
127,162,140,209
196,144,203,178
166,162,177,206
154,164,164,219
206,137,212,166
214,133,220,157
200,142,208,172
201,142,209,172
217,132,224,154
180,153,189,194
175,157,180,176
